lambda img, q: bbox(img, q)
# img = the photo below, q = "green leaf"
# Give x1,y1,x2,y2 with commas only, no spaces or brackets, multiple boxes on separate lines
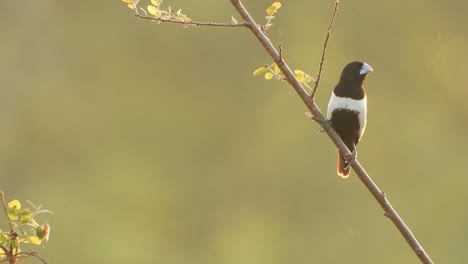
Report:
26,200,38,209
7,209,19,220
36,225,50,241
20,214,32,224
13,225,25,235
36,226,44,239
19,208,31,215
264,72,274,80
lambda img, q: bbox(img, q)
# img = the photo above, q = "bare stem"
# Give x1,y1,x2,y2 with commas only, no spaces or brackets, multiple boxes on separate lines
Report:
0,192,13,232
13,251,48,264
135,14,249,28
228,1,433,263
310,0,339,98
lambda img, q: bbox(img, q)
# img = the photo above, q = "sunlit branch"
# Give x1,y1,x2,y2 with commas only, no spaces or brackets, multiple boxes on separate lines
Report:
135,14,249,28
228,0,433,263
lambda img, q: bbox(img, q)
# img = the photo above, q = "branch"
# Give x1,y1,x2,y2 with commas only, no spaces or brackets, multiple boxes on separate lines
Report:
135,14,249,28
228,1,433,263
13,251,48,264
310,0,339,98
0,192,13,231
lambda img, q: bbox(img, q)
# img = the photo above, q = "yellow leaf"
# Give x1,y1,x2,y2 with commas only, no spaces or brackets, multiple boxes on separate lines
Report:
304,75,314,83
12,247,20,255
28,236,42,245
231,16,238,24
272,2,282,9
294,70,305,81
8,200,21,210
151,0,159,5
7,210,18,220
147,5,158,15
272,63,280,74
122,0,133,3
127,3,135,9
266,6,276,16
264,72,274,80
253,66,268,76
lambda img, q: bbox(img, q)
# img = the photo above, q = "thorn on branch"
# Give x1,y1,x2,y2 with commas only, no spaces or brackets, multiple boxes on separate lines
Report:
305,112,322,124
278,44,283,63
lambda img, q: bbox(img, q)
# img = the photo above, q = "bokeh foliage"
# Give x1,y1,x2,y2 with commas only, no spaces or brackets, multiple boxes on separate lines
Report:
0,0,467,263
0,195,51,263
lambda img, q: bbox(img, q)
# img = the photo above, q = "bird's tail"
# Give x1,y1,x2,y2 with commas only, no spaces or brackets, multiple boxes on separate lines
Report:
337,153,351,178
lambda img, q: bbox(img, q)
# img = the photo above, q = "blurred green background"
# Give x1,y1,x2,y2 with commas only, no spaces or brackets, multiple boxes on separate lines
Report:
1,0,467,263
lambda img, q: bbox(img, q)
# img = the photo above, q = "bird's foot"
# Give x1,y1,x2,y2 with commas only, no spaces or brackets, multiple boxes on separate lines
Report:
343,149,357,170
304,112,331,134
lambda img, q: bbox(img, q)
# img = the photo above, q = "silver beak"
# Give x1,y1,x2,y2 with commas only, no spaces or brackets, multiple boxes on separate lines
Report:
359,63,374,75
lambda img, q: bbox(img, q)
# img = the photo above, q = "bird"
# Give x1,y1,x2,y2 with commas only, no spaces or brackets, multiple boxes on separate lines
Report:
327,61,373,178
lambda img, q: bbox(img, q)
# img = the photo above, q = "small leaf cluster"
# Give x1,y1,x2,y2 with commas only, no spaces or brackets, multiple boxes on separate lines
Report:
253,63,282,80
253,64,315,88
263,2,281,33
1,199,51,260
121,0,140,10
122,0,192,25
253,2,315,91
293,70,314,84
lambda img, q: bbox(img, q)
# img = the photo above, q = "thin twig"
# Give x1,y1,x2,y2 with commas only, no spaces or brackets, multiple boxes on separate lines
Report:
13,251,48,264
310,0,339,98
0,192,13,231
228,1,433,263
135,14,249,28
